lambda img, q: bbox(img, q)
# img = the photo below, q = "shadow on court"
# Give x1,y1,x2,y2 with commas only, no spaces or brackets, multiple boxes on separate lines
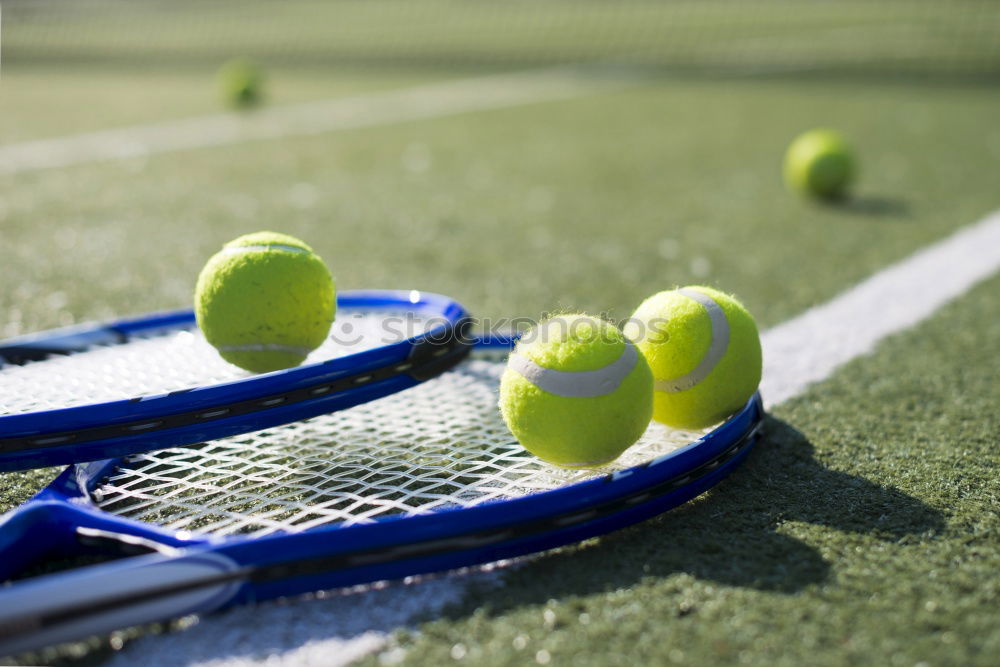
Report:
456,415,945,609
826,194,912,218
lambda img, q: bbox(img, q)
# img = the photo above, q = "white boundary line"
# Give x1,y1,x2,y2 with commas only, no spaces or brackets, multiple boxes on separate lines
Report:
760,210,1000,407
0,67,631,175
107,210,1000,667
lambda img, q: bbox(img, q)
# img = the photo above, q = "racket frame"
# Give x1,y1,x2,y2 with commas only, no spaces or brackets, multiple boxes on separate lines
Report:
0,332,763,654
0,290,472,471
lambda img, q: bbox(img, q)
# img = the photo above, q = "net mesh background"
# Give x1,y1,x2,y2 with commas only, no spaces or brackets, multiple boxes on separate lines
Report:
0,311,436,415
91,349,705,537
4,0,999,77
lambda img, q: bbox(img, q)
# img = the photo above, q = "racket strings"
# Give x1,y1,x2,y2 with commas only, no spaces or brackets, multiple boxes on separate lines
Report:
93,354,705,537
0,312,434,416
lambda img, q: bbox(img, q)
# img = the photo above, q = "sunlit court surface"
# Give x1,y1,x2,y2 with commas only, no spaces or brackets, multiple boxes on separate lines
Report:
1,1,999,665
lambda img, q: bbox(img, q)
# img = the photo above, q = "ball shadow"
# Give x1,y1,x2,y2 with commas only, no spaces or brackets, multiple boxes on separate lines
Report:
826,194,911,218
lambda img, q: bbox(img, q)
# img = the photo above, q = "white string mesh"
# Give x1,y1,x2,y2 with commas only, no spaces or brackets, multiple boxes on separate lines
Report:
0,312,434,416
93,349,706,537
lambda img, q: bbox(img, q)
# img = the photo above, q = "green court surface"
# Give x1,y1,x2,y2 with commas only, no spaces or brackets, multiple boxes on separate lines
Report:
1,1,998,665
3,75,999,333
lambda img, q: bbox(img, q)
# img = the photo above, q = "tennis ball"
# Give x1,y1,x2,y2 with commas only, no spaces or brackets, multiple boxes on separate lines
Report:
783,128,855,199
499,314,653,468
217,58,264,108
623,286,761,430
195,231,335,373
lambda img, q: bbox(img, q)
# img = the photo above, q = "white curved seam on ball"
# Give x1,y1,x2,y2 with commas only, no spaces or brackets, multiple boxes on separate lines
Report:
216,343,313,355
508,340,638,398
220,244,311,256
653,288,730,393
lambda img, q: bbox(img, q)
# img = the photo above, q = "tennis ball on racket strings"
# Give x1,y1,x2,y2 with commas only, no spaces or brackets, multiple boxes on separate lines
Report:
783,128,855,199
217,58,264,108
499,314,653,468
624,286,761,430
195,231,335,373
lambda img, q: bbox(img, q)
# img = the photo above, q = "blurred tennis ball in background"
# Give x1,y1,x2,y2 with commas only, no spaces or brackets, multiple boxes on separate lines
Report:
624,286,761,430
499,314,653,467
195,231,335,373
217,58,264,108
783,128,855,199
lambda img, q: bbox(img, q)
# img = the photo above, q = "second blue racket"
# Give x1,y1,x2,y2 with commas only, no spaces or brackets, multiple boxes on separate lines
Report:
0,290,472,471
0,334,762,654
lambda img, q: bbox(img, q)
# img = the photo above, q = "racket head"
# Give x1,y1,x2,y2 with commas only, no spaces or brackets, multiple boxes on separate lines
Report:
0,335,762,582
0,290,471,471
0,337,763,653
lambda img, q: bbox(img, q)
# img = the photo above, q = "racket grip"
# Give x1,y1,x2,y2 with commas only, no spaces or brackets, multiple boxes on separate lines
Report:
0,550,245,655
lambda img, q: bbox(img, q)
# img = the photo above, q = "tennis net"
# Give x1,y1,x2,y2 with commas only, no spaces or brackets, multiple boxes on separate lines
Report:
4,0,999,78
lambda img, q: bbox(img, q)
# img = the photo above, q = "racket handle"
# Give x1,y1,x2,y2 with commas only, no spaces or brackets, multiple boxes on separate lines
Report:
0,550,245,655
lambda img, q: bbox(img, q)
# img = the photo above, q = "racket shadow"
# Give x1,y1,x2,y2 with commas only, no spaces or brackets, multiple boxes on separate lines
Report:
3,415,943,663
462,416,944,604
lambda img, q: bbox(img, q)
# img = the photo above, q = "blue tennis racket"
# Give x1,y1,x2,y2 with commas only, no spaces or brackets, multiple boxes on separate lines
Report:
0,332,763,655
0,290,471,471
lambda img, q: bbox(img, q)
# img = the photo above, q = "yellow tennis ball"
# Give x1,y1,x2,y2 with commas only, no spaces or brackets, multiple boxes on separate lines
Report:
217,58,264,109
499,314,653,468
195,231,335,373
783,128,855,199
623,287,761,430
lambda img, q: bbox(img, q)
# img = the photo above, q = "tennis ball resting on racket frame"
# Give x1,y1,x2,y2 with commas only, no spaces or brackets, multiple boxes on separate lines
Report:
499,314,654,467
195,231,336,374
625,286,762,430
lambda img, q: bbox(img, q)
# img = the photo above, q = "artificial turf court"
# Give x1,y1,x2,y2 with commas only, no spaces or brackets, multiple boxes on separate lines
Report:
1,1,998,665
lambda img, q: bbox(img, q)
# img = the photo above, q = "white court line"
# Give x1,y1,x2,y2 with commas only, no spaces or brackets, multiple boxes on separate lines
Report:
760,210,1000,407
107,210,1000,667
0,67,631,175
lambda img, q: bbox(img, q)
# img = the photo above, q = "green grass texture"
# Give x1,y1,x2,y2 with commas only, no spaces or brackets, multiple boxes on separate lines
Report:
2,74,999,338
